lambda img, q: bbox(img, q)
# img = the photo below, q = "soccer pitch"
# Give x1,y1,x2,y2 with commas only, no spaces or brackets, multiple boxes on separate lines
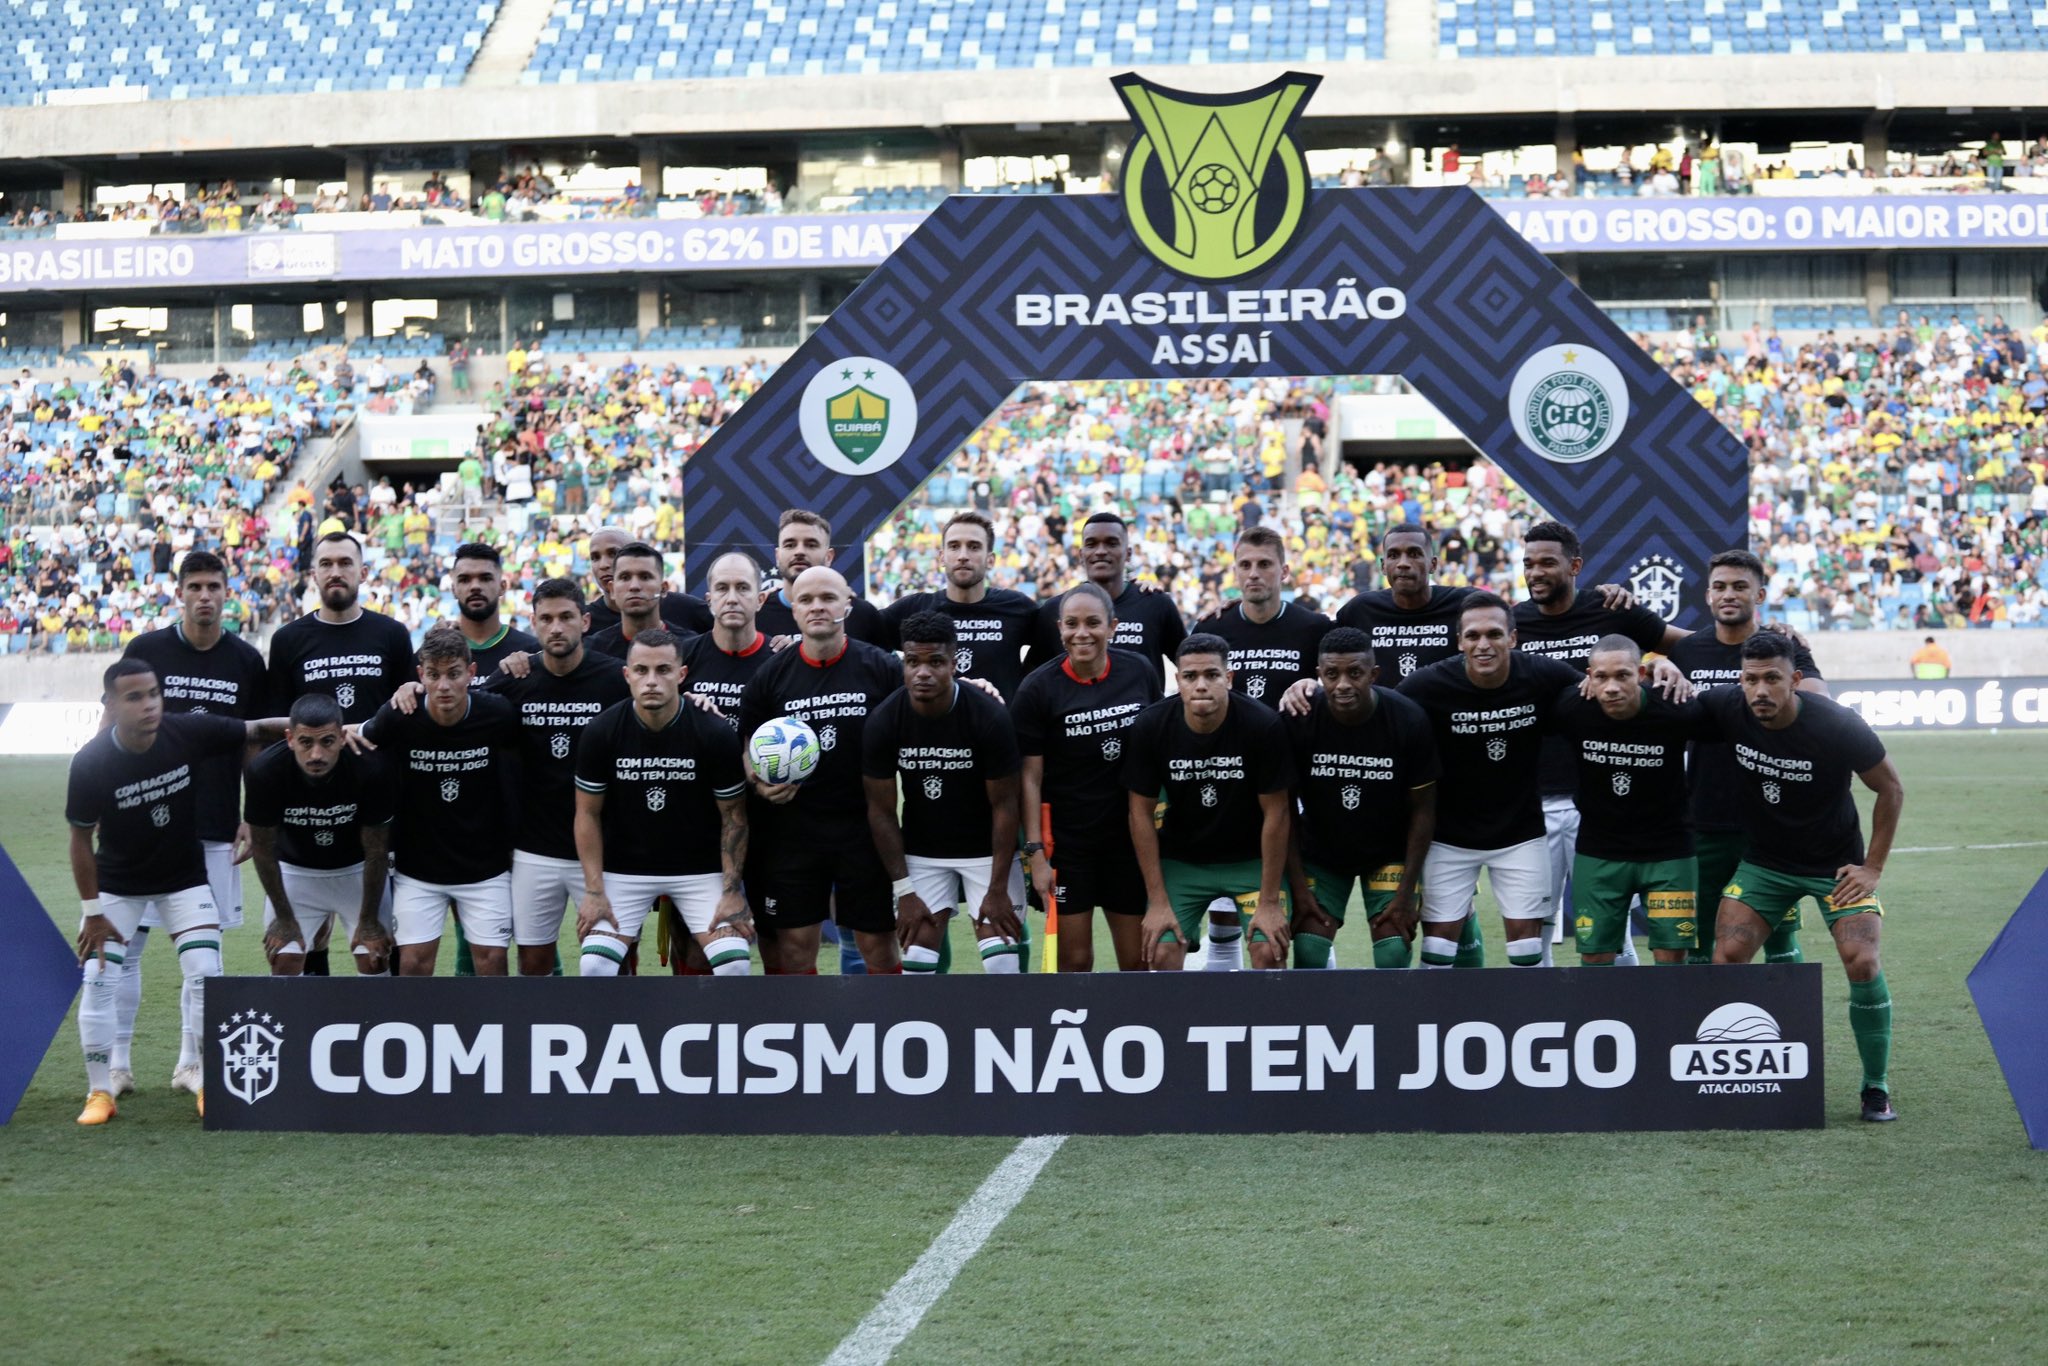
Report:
3,735,2046,1365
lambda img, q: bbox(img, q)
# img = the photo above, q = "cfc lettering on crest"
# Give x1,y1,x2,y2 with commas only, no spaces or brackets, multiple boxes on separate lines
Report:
217,1010,284,1105
1508,344,1631,465
1628,553,1684,622
922,775,944,801
646,785,667,812
1611,770,1632,796
818,724,839,752
1200,783,1219,808
1486,738,1508,762
1243,674,1267,700
334,682,357,712
1341,785,1362,810
550,733,572,760
954,647,974,674
439,777,461,803
1101,736,1123,762
1762,780,1782,805
149,804,170,828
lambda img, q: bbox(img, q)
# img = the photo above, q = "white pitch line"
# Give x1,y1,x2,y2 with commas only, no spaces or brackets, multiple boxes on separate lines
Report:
824,1134,1068,1366
1891,840,2048,854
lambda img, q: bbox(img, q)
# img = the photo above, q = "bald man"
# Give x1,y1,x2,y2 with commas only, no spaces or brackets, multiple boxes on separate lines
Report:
585,525,711,637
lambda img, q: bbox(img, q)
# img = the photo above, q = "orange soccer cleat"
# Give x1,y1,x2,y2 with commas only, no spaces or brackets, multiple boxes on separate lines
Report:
76,1090,118,1126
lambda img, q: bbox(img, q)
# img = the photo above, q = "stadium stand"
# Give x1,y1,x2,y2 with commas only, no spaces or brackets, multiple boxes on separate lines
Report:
0,0,497,105
522,0,1386,83
1438,0,2048,59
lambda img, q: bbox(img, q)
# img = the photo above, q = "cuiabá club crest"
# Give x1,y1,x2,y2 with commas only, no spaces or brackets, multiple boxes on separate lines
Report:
1114,70,1320,282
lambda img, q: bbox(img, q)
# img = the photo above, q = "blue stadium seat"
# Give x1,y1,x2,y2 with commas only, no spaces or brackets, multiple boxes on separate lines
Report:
1440,0,2047,57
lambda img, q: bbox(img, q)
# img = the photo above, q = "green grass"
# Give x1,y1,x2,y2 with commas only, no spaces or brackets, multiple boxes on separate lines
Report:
3,736,2047,1365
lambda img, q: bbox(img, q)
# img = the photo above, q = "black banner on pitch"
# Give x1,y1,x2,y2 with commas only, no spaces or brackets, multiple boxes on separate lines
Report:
204,967,1824,1135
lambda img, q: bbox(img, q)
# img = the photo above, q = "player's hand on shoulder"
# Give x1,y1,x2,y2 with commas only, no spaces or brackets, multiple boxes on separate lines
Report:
390,681,425,715
685,691,724,717
1278,677,1321,716
767,634,798,653
498,651,534,679
962,676,1005,705
1647,657,1694,702
1592,582,1636,611
342,723,376,753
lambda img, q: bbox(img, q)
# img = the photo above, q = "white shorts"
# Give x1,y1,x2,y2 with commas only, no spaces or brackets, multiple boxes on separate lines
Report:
140,841,245,931
1542,794,1581,918
391,872,514,948
262,862,391,953
599,871,726,939
906,854,1025,925
1420,838,1553,923
94,885,219,941
512,850,583,947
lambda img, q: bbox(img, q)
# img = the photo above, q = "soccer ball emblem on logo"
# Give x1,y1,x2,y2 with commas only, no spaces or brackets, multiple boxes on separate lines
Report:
1763,781,1782,805
149,804,170,828
550,733,571,760
334,682,356,712
314,830,334,847
1341,785,1362,810
440,778,460,803
922,776,944,801
1188,163,1241,214
1486,738,1508,762
1244,675,1267,700
1611,771,1631,796
955,647,974,673
646,786,666,812
819,724,839,752
1200,783,1219,807
1102,737,1122,761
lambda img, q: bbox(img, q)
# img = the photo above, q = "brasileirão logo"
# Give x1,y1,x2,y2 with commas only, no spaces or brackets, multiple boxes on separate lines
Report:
1113,71,1321,281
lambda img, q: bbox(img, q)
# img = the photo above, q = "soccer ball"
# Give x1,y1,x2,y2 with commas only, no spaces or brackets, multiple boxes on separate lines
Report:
1188,163,1240,214
750,717,822,784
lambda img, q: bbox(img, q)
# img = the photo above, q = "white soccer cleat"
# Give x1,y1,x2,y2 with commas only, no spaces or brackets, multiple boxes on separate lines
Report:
170,1063,203,1094
109,1068,136,1097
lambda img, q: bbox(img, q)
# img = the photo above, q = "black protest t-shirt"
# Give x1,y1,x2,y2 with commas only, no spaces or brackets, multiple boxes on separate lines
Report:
267,609,418,724
862,683,1022,859
1191,601,1332,707
1030,581,1188,685
242,741,396,871
879,589,1038,701
1010,649,1162,860
1699,689,1887,878
586,618,697,661
679,631,774,725
1666,631,1826,833
587,590,713,637
1513,594,1671,795
1121,695,1293,865
121,625,269,841
1286,687,1440,876
755,590,888,646
573,699,745,877
66,712,249,897
1334,585,1472,683
482,651,632,860
465,624,542,684
1397,653,1582,850
361,692,522,883
736,638,902,827
1549,689,1712,863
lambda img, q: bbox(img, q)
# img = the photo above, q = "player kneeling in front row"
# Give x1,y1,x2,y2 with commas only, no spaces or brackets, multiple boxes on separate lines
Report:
865,612,1027,974
1126,635,1294,970
1284,629,1439,969
574,631,755,976
247,694,397,976
1702,633,1903,1122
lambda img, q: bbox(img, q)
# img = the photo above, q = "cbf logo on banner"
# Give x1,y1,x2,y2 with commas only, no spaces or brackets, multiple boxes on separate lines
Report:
683,72,1748,623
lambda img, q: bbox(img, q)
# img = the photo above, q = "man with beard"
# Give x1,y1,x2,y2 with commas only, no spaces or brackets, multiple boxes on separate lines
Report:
586,542,676,659
1193,527,1331,706
1027,512,1187,684
755,509,887,644
585,524,711,636
449,542,539,680
878,511,1036,700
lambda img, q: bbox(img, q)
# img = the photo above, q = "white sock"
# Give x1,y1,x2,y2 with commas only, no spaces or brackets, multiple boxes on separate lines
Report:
1420,935,1459,968
79,952,123,1094
170,928,223,1053
903,944,942,974
978,938,1024,973
1539,937,1555,968
579,937,625,977
112,926,146,1073
177,975,200,1070
1506,936,1546,967
1204,930,1243,972
705,936,751,976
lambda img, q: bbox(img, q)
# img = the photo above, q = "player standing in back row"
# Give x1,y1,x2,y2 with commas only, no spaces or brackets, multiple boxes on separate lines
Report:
1027,512,1186,682
878,511,1037,700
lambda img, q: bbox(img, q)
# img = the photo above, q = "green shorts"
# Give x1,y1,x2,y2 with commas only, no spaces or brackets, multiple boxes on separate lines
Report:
1695,829,1804,943
1572,853,1697,955
1303,862,1410,931
1722,859,1882,933
1159,858,1286,945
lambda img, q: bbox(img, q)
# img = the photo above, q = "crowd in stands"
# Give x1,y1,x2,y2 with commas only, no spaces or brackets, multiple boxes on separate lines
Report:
4,304,2044,655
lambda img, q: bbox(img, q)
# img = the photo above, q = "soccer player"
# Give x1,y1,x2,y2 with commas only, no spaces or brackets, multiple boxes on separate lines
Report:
245,694,397,976
737,565,905,973
1334,523,1473,683
484,577,630,975
1666,549,1828,965
267,531,416,725
112,549,268,1097
449,541,540,678
1194,527,1332,705
1124,635,1293,971
587,541,681,659
864,612,1027,974
586,524,712,637
1397,592,1584,967
1284,628,1439,969
878,512,1037,700
1700,634,1903,1123
67,659,285,1124
361,625,523,976
1512,520,1685,964
573,631,753,976
1012,582,1163,972
1027,512,1187,683
1549,636,1707,965
754,509,887,644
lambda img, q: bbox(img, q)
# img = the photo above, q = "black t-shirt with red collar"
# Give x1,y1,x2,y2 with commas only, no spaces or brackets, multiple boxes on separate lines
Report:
737,635,902,830
679,629,774,726
1010,648,1162,860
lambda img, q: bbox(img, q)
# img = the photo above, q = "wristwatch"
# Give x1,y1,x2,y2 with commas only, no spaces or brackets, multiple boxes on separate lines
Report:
1021,841,1046,855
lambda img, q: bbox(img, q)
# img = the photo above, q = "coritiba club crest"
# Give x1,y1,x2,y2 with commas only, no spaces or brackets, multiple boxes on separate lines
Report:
1114,71,1320,281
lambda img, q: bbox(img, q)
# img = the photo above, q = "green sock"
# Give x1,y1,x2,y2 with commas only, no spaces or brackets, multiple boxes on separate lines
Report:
1370,935,1411,970
936,931,953,975
1293,933,1335,969
1763,925,1803,964
1455,915,1486,968
453,920,474,978
1848,972,1893,1093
